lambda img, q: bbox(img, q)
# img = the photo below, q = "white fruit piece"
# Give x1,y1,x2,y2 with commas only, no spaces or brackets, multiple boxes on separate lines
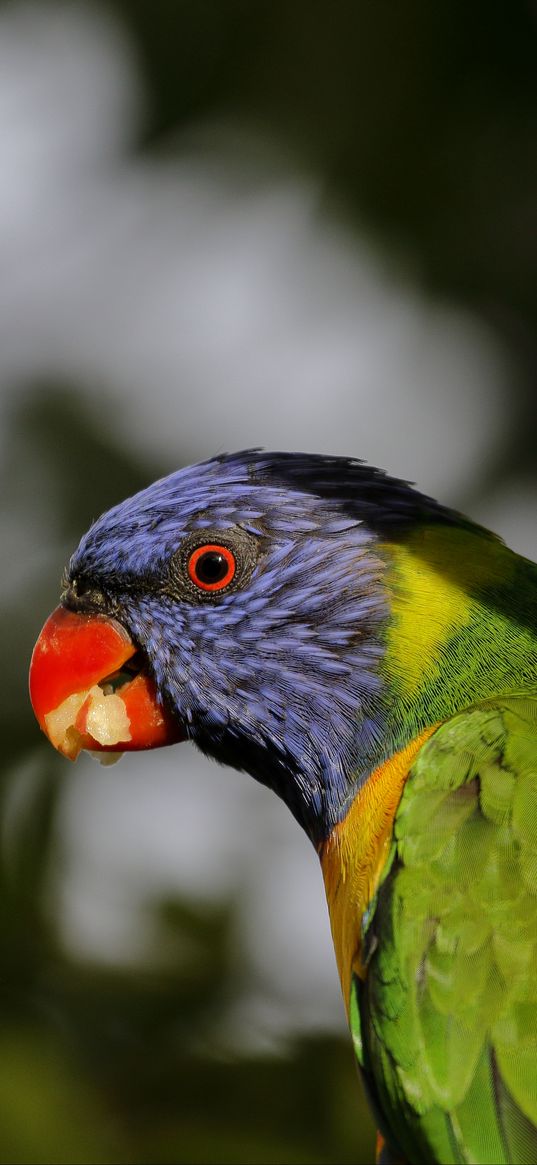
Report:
84,685,131,745
44,684,131,760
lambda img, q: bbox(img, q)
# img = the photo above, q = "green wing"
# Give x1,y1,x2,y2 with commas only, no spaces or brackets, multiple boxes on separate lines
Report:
353,695,537,1165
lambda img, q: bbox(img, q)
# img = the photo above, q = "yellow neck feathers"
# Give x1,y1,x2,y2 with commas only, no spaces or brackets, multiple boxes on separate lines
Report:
383,524,509,698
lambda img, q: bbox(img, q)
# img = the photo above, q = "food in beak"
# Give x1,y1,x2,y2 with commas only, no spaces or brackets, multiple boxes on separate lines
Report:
29,605,184,762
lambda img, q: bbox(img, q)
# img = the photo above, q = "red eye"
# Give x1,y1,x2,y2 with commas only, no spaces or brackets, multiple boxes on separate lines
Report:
187,544,236,592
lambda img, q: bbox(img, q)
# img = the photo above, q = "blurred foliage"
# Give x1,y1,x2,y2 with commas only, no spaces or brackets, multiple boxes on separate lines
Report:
112,0,537,494
0,738,375,1164
127,1,537,312
2,1,537,1161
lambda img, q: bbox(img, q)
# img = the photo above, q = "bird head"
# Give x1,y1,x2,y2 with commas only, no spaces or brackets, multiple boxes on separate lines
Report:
29,449,454,843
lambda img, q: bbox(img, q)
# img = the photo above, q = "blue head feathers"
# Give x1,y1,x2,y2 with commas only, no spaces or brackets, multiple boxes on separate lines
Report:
66,449,452,842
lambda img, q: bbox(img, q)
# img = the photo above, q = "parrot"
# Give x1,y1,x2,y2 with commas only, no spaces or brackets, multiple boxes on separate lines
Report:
29,449,537,1165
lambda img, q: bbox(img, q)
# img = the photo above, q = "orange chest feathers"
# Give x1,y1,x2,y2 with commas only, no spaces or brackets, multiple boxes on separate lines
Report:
319,727,437,1012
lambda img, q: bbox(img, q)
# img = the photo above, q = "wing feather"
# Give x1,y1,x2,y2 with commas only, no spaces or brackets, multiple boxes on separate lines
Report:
354,696,537,1164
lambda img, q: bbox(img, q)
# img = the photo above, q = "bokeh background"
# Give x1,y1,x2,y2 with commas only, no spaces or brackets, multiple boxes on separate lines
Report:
2,2,537,1162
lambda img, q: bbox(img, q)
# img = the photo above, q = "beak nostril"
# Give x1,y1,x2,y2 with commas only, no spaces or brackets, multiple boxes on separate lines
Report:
62,576,109,615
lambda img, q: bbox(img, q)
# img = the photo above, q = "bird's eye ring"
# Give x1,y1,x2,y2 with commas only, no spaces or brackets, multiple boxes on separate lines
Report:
187,544,236,592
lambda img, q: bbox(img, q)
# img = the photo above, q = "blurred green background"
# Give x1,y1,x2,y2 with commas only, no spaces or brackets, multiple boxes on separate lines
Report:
2,2,537,1162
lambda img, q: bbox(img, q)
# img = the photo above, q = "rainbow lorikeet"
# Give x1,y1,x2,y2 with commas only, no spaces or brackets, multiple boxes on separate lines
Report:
30,450,537,1164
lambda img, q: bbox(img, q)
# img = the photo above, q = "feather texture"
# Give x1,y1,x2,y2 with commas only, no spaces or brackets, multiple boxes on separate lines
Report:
354,697,537,1164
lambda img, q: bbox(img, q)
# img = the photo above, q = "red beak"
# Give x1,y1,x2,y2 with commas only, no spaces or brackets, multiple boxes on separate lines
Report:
29,605,184,761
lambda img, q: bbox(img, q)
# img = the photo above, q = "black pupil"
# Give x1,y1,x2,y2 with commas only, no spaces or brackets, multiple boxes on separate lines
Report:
195,551,229,584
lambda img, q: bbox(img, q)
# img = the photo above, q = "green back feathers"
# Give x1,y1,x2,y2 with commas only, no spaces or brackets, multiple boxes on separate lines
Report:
353,696,537,1164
